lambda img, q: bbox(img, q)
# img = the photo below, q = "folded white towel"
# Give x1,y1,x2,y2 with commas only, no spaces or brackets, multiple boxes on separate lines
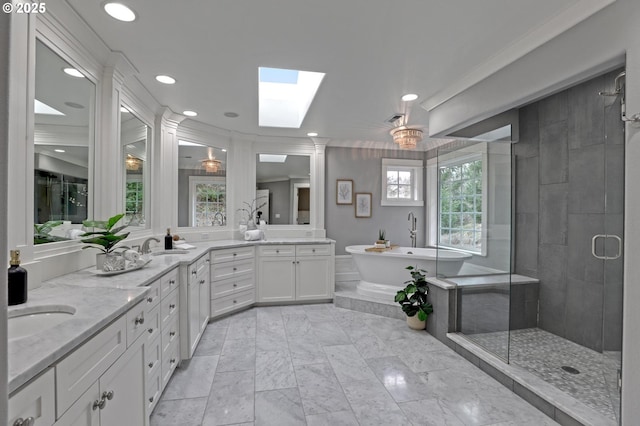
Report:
123,249,141,262
244,229,264,241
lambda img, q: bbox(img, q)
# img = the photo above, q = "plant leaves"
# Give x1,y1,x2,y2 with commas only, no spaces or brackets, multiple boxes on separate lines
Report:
106,213,125,231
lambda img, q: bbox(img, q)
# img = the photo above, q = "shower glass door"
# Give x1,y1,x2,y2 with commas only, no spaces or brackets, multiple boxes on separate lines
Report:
435,139,513,361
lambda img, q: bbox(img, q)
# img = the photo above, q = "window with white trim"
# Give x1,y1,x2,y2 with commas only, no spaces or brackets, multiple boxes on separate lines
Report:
437,154,485,254
381,158,423,206
189,176,226,227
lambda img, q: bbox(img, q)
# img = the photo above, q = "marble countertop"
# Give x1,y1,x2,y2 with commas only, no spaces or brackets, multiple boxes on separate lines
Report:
8,238,333,394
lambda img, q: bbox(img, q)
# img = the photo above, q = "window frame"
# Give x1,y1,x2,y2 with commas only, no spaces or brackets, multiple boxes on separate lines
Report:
380,158,424,207
188,176,227,227
428,144,488,256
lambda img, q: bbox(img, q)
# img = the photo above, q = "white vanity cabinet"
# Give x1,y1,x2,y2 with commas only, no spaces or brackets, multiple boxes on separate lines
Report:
210,246,255,318
257,243,334,302
54,307,147,426
8,368,55,426
180,254,210,359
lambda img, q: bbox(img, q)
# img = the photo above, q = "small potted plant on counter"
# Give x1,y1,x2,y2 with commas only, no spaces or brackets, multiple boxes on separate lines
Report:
80,213,130,270
376,229,390,248
395,266,433,330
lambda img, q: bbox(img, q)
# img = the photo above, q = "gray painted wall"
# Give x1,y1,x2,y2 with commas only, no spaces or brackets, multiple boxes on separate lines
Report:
325,147,425,254
514,69,625,352
258,180,289,224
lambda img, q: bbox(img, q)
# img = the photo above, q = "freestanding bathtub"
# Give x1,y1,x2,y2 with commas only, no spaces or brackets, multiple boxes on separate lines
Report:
345,245,472,300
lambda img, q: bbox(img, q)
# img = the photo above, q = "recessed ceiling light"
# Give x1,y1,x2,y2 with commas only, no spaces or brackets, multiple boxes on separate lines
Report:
63,68,84,78
54,149,66,153
103,2,136,22
224,112,239,118
221,149,227,152
307,132,318,137
155,75,176,85
183,110,198,117
401,93,419,102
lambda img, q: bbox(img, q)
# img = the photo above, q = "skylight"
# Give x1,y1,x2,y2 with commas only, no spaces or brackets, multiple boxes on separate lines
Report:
35,99,65,116
178,140,206,147
259,154,287,163
258,67,325,128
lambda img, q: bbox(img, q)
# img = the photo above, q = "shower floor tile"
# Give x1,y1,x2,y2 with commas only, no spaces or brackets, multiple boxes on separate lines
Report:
467,328,620,423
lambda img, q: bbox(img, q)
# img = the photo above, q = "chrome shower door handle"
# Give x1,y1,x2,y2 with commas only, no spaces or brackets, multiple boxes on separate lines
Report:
592,234,622,260
592,234,607,260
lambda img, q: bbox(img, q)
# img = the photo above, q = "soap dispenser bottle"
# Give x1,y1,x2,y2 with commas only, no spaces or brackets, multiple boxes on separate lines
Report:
164,228,173,250
8,250,27,305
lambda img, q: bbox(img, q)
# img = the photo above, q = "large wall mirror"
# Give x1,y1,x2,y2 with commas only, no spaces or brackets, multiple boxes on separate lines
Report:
121,106,149,229
178,140,227,227
33,39,95,244
255,154,311,225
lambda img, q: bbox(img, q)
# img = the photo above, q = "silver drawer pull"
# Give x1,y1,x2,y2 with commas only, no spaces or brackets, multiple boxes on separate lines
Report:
147,297,154,303
104,390,114,401
149,396,154,403
169,280,175,285
92,398,105,411
170,331,176,337
233,283,237,287
135,315,145,325
233,253,237,256
276,250,280,253
169,304,176,309
13,418,35,426
170,358,176,364
148,362,154,368
148,328,154,334
233,300,237,304
312,249,316,253
233,267,237,271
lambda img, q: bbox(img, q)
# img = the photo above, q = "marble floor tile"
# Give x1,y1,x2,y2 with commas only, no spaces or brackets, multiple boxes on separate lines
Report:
348,329,396,359
283,313,313,337
256,323,288,352
310,320,351,346
366,356,432,403
288,336,329,366
216,338,256,372
225,316,257,340
161,356,219,400
150,397,208,426
206,317,230,331
398,398,465,426
400,349,467,373
255,350,297,391
305,410,359,426
194,328,226,357
294,363,351,415
323,344,378,383
341,378,410,425
203,370,254,426
254,388,306,426
303,305,336,323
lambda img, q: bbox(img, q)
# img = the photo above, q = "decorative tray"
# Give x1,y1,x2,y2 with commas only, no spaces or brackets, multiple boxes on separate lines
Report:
89,258,153,276
364,244,399,253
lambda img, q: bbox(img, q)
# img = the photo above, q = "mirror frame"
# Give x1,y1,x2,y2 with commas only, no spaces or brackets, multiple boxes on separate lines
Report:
32,29,100,257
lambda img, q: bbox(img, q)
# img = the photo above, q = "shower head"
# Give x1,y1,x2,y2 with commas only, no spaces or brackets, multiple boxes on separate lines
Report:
598,71,626,96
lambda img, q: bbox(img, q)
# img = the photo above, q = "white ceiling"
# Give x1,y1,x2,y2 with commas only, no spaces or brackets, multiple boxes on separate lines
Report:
66,0,584,147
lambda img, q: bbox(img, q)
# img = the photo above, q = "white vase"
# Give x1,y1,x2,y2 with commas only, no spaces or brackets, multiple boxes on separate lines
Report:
406,315,426,330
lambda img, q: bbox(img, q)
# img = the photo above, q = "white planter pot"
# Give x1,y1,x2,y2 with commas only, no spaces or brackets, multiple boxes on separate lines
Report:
406,314,426,330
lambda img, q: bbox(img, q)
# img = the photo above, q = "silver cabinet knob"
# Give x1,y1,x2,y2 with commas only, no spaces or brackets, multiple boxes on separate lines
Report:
170,358,176,364
233,300,237,304
233,283,237,288
170,331,176,337
147,297,154,303
93,398,105,411
169,304,176,309
148,328,154,334
149,396,154,403
312,249,316,253
104,390,114,401
148,362,154,368
135,315,145,325
13,418,35,426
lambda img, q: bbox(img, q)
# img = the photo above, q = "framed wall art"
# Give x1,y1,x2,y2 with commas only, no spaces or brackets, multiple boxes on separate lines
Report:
336,179,353,204
355,192,372,218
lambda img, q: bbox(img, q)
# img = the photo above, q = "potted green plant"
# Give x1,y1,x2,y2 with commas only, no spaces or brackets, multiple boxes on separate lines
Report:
80,213,130,270
33,220,68,244
394,266,433,330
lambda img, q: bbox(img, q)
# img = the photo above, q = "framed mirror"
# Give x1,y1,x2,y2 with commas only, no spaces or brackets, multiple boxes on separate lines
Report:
121,106,149,229
33,39,95,244
178,140,227,227
255,154,311,225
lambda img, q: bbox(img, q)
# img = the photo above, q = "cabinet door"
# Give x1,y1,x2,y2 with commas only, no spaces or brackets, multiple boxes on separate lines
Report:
188,279,201,356
9,368,55,426
53,382,100,426
296,256,332,300
258,257,296,302
198,266,210,335
98,338,146,426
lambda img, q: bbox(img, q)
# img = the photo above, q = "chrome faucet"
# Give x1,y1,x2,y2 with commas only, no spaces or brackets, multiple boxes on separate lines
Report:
213,211,225,226
140,237,160,254
408,212,417,248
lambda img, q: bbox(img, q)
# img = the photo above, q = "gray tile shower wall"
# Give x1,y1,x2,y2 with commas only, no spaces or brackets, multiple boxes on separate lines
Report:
514,69,625,352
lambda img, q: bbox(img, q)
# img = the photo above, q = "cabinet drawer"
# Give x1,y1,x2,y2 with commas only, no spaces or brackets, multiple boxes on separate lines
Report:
145,335,161,380
160,268,179,298
258,245,295,257
126,301,147,347
160,287,179,328
161,314,180,356
211,275,254,299
211,289,255,317
210,246,254,263
145,370,162,418
144,279,161,311
211,259,254,282
9,368,55,426
296,244,331,256
56,316,127,416
145,303,161,345
161,341,180,390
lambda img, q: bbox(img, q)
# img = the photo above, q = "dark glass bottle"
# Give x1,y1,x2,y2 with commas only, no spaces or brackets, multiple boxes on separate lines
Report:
8,250,27,305
164,228,173,250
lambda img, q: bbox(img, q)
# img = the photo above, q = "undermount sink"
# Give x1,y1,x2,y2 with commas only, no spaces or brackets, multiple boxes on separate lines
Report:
151,250,190,256
8,305,76,341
